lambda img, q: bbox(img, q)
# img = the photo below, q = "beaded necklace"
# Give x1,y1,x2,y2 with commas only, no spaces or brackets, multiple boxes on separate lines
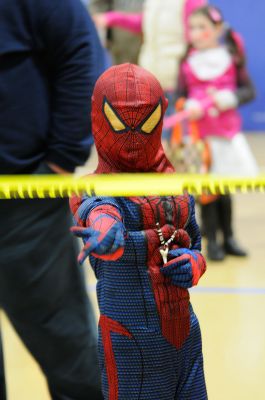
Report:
144,197,178,264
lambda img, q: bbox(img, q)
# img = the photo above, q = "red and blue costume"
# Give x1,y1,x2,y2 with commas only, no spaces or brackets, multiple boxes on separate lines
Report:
70,64,207,399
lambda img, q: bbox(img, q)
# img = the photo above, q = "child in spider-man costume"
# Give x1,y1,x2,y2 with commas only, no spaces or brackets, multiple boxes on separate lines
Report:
70,63,207,400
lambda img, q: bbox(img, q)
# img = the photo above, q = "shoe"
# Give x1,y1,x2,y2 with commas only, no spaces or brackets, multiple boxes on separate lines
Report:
224,237,248,257
207,240,225,261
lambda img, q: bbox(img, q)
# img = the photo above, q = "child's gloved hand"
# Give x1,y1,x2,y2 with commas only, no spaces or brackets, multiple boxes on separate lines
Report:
160,248,206,289
71,207,126,264
213,89,238,111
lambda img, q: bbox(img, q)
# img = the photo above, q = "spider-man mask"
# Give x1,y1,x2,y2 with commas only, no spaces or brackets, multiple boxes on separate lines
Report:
92,63,174,173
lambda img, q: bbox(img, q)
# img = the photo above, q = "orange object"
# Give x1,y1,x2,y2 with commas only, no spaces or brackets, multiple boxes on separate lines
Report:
171,98,186,145
170,98,219,204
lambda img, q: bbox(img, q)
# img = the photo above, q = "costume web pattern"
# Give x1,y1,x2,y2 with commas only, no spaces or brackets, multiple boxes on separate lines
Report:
91,63,173,173
70,64,207,399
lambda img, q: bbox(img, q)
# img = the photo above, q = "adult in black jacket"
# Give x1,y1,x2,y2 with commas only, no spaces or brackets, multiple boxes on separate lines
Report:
0,0,104,398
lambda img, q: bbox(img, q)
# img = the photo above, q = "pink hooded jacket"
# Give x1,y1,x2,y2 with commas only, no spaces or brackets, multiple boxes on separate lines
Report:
182,54,242,139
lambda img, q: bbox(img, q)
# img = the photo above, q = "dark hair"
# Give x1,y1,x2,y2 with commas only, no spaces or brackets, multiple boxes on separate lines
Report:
187,5,246,67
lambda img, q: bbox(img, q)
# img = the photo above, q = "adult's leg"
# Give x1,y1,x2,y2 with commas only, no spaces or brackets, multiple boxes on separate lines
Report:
0,198,103,400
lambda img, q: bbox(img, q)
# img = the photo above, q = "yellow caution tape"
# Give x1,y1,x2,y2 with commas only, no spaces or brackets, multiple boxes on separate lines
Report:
0,174,264,199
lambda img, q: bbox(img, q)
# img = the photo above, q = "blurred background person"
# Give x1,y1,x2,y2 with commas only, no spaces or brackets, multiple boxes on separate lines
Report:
90,0,144,65
92,0,207,144
0,0,104,399
175,5,258,261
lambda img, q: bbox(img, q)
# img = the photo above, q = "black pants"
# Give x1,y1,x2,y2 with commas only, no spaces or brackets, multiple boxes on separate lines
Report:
0,195,102,399
201,195,233,242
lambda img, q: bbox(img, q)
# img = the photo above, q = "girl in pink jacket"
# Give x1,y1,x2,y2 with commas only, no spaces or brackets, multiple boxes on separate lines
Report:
177,5,258,261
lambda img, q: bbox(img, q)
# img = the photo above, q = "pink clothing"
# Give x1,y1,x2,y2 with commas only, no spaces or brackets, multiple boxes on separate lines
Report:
105,11,142,34
105,0,206,37
182,59,242,139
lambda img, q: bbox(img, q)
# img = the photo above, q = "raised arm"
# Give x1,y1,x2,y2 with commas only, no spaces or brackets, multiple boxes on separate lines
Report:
70,194,126,262
106,12,142,34
70,193,180,264
93,11,143,34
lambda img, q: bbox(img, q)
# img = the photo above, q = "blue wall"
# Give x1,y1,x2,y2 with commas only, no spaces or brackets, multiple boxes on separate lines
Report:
212,0,265,131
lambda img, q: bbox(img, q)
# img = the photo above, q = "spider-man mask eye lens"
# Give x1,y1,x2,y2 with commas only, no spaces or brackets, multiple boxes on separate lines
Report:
103,99,126,132
140,101,162,134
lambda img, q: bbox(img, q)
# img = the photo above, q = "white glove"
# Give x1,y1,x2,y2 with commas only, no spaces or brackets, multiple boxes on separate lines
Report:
213,89,238,111
185,99,204,121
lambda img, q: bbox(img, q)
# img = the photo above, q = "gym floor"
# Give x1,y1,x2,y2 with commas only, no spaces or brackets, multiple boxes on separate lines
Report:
1,134,264,400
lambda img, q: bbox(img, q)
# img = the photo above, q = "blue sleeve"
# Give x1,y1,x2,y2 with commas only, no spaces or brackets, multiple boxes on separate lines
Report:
37,0,105,171
186,196,202,252
72,195,123,226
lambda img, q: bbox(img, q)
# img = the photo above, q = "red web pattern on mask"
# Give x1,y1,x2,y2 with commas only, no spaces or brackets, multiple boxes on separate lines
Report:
91,63,174,173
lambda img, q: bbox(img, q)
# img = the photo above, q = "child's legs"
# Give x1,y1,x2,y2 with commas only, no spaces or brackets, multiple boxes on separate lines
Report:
98,311,207,400
175,311,207,400
99,317,179,400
